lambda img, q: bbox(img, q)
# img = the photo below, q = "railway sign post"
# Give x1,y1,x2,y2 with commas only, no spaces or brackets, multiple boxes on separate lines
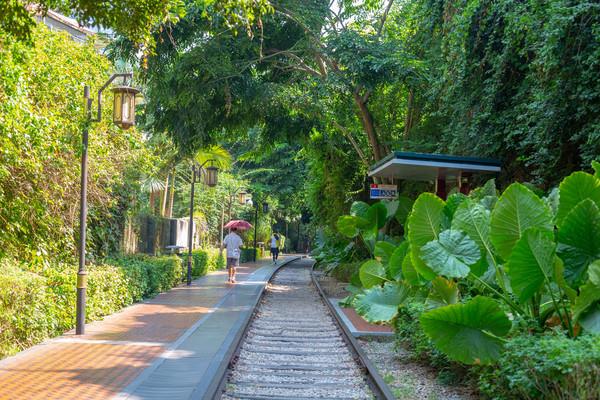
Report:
369,184,397,199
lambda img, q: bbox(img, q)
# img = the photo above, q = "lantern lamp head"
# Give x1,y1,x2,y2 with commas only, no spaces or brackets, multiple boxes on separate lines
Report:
205,165,218,187
112,85,139,130
238,191,248,205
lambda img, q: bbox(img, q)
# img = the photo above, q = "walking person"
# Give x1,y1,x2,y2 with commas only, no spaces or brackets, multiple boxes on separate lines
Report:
270,232,280,262
223,227,243,283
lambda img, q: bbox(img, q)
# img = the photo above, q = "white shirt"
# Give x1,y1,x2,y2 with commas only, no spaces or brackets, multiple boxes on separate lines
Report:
223,232,243,259
270,236,278,248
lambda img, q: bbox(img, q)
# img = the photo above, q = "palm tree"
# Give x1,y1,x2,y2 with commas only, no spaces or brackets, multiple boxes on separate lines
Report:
141,175,166,213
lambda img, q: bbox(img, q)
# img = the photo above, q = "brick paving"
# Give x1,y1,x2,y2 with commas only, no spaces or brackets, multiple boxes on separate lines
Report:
0,260,271,400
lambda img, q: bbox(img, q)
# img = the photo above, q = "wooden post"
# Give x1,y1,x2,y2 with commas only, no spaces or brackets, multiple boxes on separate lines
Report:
436,168,447,200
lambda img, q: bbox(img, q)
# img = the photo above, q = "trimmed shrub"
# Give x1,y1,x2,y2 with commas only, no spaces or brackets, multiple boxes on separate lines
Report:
206,248,225,270
0,260,55,357
0,254,185,359
478,332,600,400
239,247,264,263
191,250,209,277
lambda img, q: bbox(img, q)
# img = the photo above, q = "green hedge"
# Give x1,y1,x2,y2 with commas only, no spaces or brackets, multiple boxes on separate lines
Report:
0,254,183,359
239,247,264,263
191,248,225,277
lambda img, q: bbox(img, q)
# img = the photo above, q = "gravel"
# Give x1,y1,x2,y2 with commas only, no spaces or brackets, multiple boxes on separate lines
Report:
315,271,479,400
221,259,374,400
358,337,478,400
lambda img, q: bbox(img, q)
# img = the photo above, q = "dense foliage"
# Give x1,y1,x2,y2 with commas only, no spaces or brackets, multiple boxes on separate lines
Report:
312,164,600,397
0,255,179,358
0,24,155,263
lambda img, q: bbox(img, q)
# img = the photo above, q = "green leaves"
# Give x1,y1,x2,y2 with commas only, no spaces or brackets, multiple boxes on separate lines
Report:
366,202,388,230
359,260,386,288
506,229,556,303
490,183,553,260
573,260,600,332
408,193,446,280
557,199,600,286
556,172,600,226
421,229,481,278
420,296,511,365
354,282,410,323
395,196,414,225
426,277,459,309
387,241,409,280
374,241,396,264
337,215,359,238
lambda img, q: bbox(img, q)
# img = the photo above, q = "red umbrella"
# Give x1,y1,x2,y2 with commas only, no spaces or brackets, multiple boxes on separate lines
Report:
224,220,253,230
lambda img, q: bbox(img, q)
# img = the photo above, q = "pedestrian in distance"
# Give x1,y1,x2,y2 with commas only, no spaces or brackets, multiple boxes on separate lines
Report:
270,232,280,262
223,227,243,283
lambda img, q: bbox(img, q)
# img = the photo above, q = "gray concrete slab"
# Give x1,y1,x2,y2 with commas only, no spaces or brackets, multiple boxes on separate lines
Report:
114,256,300,400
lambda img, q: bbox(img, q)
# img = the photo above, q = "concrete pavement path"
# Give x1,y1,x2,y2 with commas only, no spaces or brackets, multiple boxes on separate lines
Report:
0,257,297,400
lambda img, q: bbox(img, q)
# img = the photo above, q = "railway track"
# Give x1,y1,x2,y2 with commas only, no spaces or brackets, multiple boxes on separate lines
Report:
217,258,391,400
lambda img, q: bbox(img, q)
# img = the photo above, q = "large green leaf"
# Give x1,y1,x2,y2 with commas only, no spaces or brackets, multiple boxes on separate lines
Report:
452,199,494,266
366,202,388,230
407,193,446,280
383,200,399,220
593,160,600,179
444,193,467,220
557,199,600,286
395,196,414,225
506,228,556,303
359,259,386,288
579,304,600,334
426,277,459,309
374,241,396,264
554,256,577,303
402,251,420,285
469,178,497,201
350,201,372,229
337,215,359,238
354,282,410,323
387,241,409,280
421,229,481,278
490,183,553,260
557,172,600,226
420,296,511,365
350,201,370,218
573,260,600,323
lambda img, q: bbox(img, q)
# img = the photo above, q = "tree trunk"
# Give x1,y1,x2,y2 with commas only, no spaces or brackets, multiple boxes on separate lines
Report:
404,88,414,138
167,169,175,218
161,174,169,217
353,91,384,161
219,203,225,257
149,191,155,214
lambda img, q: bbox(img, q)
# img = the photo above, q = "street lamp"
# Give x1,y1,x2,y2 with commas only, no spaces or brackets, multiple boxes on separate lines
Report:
187,160,219,285
77,73,138,335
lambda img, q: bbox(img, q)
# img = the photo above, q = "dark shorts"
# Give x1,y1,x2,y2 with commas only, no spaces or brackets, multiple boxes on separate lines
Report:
271,247,279,256
227,257,239,269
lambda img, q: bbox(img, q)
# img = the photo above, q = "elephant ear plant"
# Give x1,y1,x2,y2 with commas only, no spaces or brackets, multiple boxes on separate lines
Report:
339,165,600,366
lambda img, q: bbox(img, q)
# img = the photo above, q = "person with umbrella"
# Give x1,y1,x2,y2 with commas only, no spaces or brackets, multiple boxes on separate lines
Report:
222,220,252,283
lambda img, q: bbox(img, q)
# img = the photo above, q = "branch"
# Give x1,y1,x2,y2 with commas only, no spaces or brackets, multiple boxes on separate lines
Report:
332,121,370,167
377,0,395,37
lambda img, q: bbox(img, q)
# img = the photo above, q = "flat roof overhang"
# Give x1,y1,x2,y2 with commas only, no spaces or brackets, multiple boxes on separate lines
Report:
368,151,501,180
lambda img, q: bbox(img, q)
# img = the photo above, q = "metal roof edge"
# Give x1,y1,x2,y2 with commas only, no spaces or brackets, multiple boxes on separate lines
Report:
368,151,501,172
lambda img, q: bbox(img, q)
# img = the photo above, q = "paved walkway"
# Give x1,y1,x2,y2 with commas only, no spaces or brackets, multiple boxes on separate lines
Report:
0,257,298,400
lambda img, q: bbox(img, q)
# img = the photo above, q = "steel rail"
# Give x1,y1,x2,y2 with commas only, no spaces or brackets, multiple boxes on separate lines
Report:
310,262,397,400
205,256,301,400
208,255,396,400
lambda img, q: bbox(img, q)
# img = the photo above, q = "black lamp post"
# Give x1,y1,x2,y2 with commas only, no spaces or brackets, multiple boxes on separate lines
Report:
187,160,218,285
77,73,138,335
